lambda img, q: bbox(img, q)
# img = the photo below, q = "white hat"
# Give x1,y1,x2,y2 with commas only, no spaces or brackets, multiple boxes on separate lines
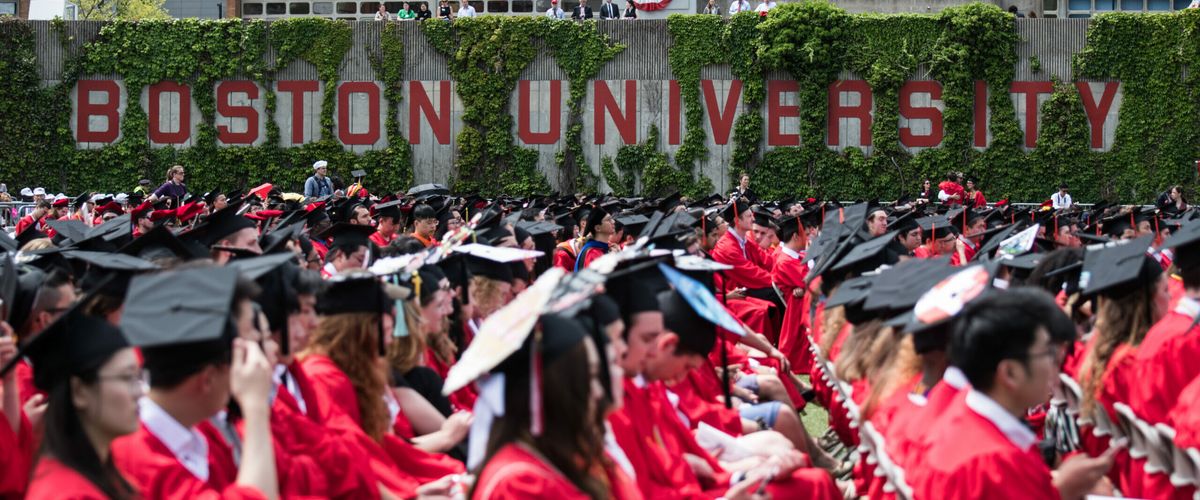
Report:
313,160,329,170
32,187,46,196
20,187,32,197
115,193,128,204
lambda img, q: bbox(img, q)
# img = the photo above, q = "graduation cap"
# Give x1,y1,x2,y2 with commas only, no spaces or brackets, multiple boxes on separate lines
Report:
73,192,91,208
901,264,994,335
916,215,957,242
997,252,1043,271
971,224,1019,262
1163,219,1200,270
372,199,405,222
67,249,159,299
260,222,304,255
15,224,47,249
720,197,751,221
0,295,130,391
1079,236,1161,299
407,183,450,197
192,199,257,247
751,207,777,228
825,274,876,309
614,214,650,237
830,231,899,274
119,225,198,262
318,223,376,252
887,210,920,234
862,257,957,314
121,266,239,348
46,219,90,244
604,257,670,323
7,265,45,330
0,231,17,253
229,253,306,354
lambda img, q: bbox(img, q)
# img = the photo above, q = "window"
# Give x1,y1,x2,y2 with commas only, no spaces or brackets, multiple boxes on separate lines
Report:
0,2,16,15
290,2,311,13
266,2,287,14
313,2,335,13
337,2,358,13
487,0,508,11
243,2,265,14
511,0,533,11
361,1,381,12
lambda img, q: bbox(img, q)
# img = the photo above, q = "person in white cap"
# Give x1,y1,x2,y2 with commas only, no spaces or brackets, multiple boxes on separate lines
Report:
32,187,46,204
305,160,334,199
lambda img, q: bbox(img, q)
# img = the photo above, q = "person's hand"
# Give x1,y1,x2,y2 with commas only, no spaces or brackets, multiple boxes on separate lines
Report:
761,449,806,476
415,474,471,500
1052,443,1119,500
728,287,747,300
442,411,473,443
792,287,805,298
230,338,273,411
955,238,966,254
684,453,716,481
725,470,771,500
731,384,758,404
770,348,790,373
0,331,16,383
23,393,47,428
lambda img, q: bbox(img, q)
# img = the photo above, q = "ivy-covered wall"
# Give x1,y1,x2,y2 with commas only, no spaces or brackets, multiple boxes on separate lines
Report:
2,8,1199,202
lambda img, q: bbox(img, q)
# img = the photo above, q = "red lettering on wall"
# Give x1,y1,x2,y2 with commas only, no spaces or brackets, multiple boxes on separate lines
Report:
76,80,120,143
148,81,191,144
594,80,637,145
337,82,382,146
767,80,799,147
1075,81,1119,149
277,80,319,144
518,80,562,144
702,80,742,145
216,81,259,145
1010,81,1055,148
899,81,943,148
827,80,872,147
974,80,988,148
669,80,681,146
410,81,451,145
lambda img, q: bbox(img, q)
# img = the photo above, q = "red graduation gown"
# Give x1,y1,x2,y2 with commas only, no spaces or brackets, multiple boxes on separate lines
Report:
111,421,267,500
472,443,641,500
1129,303,1200,426
0,409,34,498
26,457,117,500
772,249,810,372
16,359,44,406
670,362,744,436
553,241,579,272
710,231,774,290
1165,376,1200,500
910,397,1058,500
369,231,396,248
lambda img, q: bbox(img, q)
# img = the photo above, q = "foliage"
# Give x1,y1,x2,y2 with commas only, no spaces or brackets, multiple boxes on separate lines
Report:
75,0,169,21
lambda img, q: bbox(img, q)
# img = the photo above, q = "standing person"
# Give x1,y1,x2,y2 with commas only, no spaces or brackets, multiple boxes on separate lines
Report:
546,0,565,18
599,0,619,18
149,165,187,208
416,2,433,19
729,0,751,14
917,178,935,203
13,200,49,236
305,160,334,199
622,0,636,17
730,173,757,202
1051,183,1073,210
375,3,392,19
457,0,477,17
572,0,593,19
937,171,965,206
1157,184,1188,215
702,0,720,14
397,2,417,18
438,0,453,19
965,177,987,208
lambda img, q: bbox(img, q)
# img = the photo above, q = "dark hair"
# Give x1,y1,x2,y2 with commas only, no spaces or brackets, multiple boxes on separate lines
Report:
1180,263,1200,290
1024,247,1083,293
32,268,72,315
477,340,608,499
40,356,136,500
950,288,1059,392
383,235,427,257
36,200,51,210
659,289,715,356
413,204,436,221
293,268,323,297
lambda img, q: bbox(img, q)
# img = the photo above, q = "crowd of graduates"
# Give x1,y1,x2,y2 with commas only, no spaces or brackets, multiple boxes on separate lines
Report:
0,172,1198,500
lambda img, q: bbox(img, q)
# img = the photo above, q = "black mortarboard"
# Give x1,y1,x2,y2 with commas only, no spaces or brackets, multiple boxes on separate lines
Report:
119,225,198,262
73,192,91,208
830,231,898,274
862,257,957,313
916,215,958,241
972,224,1018,262
825,274,875,309
67,249,158,298
1079,236,1162,299
752,208,776,228
15,225,47,248
0,231,17,253
614,214,650,237
721,197,751,221
1163,219,1200,270
887,211,920,234
998,252,1043,271
46,219,90,244
658,288,716,355
372,199,404,221
121,266,239,348
260,222,304,255
8,265,45,330
605,257,670,322
319,223,376,251
230,253,305,354
194,200,257,247
467,254,514,283
0,298,129,390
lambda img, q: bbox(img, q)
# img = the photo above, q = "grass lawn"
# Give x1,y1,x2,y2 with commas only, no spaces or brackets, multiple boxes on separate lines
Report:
796,375,830,438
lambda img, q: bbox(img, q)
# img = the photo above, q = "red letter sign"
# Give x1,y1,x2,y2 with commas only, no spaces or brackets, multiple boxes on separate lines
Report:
702,80,742,145
518,80,562,144
1010,81,1055,148
594,80,637,145
148,81,191,144
277,80,319,144
827,80,872,147
216,81,259,145
767,80,800,146
899,81,943,148
410,81,451,145
337,82,381,146
76,80,121,143
974,80,988,148
1075,81,1119,149
669,80,681,145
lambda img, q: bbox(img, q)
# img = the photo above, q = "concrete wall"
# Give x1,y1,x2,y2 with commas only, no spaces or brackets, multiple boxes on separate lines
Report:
29,19,1115,193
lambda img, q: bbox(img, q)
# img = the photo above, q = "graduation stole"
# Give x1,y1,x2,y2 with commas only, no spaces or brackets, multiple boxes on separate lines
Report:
574,239,609,272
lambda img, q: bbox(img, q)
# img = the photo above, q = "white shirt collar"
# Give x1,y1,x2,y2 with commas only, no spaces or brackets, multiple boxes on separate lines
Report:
780,245,801,260
140,397,210,481
1176,296,1200,319
632,374,647,389
943,366,969,390
729,228,747,248
964,390,1038,452
274,364,307,415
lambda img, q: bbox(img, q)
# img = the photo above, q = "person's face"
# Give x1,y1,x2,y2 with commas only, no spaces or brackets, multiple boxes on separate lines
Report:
415,217,438,237
445,211,463,232
1120,228,1138,241
736,208,753,233
1171,188,1181,201
214,194,228,211
316,166,327,177
603,319,626,409
75,348,143,441
228,227,263,254
421,290,450,331
923,180,931,190
352,206,371,226
597,215,615,236
1060,187,1069,195
173,169,185,183
335,245,368,271
643,332,703,384
967,219,987,239
34,284,77,333
1006,327,1059,410
966,180,976,190
867,210,888,237
1137,220,1152,236
137,217,154,232
935,233,956,254
378,216,398,235
751,224,769,245
621,311,661,375
740,175,749,189
900,228,922,250
287,294,319,356
379,4,387,11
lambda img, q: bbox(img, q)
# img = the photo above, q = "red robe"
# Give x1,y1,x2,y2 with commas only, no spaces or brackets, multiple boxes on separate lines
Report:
1165,376,1200,500
910,396,1057,500
369,231,396,248
26,457,118,499
937,181,965,206
887,372,968,470
553,241,580,272
15,359,44,406
577,244,606,271
670,361,744,436
710,231,774,290
472,443,642,500
1129,299,1200,425
0,409,34,498
773,248,810,372
13,214,41,237
299,354,464,497
111,421,267,500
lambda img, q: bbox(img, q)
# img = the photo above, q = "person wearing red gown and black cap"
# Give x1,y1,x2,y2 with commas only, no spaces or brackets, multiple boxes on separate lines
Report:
1,296,141,499
186,199,262,265
318,223,378,278
711,198,775,293
111,266,279,500
14,200,50,238
575,205,614,272
371,199,405,248
912,288,1117,500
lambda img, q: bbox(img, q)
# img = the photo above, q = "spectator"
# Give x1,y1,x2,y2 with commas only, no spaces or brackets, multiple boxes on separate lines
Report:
416,2,433,19
965,177,987,208
572,0,593,19
1028,10,1038,17
623,0,636,17
397,2,417,18
753,0,776,14
937,171,965,205
32,187,46,204
599,0,619,18
703,0,721,15
150,165,187,206
438,0,452,20
1050,183,1072,210
305,160,335,199
132,179,153,196
374,3,391,19
729,0,750,14
1007,4,1025,16
917,178,935,203
729,173,756,202
546,0,565,18
0,184,9,203
1158,184,1189,215
456,0,477,17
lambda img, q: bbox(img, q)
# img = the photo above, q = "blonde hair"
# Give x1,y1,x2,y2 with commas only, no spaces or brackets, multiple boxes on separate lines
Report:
21,238,55,252
470,275,507,318
819,304,846,358
166,165,184,181
862,335,921,419
303,312,391,440
1080,280,1160,416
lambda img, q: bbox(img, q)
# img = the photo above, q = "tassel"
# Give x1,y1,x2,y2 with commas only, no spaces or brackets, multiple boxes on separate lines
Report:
530,326,544,436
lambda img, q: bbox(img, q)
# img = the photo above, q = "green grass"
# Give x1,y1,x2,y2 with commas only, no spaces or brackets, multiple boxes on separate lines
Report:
797,375,830,438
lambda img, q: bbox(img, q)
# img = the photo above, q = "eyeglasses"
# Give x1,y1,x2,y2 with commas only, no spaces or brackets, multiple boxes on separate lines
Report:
97,372,143,391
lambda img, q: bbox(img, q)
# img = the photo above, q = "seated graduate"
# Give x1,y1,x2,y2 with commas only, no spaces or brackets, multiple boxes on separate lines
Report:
112,266,278,500
575,205,614,271
7,301,140,499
